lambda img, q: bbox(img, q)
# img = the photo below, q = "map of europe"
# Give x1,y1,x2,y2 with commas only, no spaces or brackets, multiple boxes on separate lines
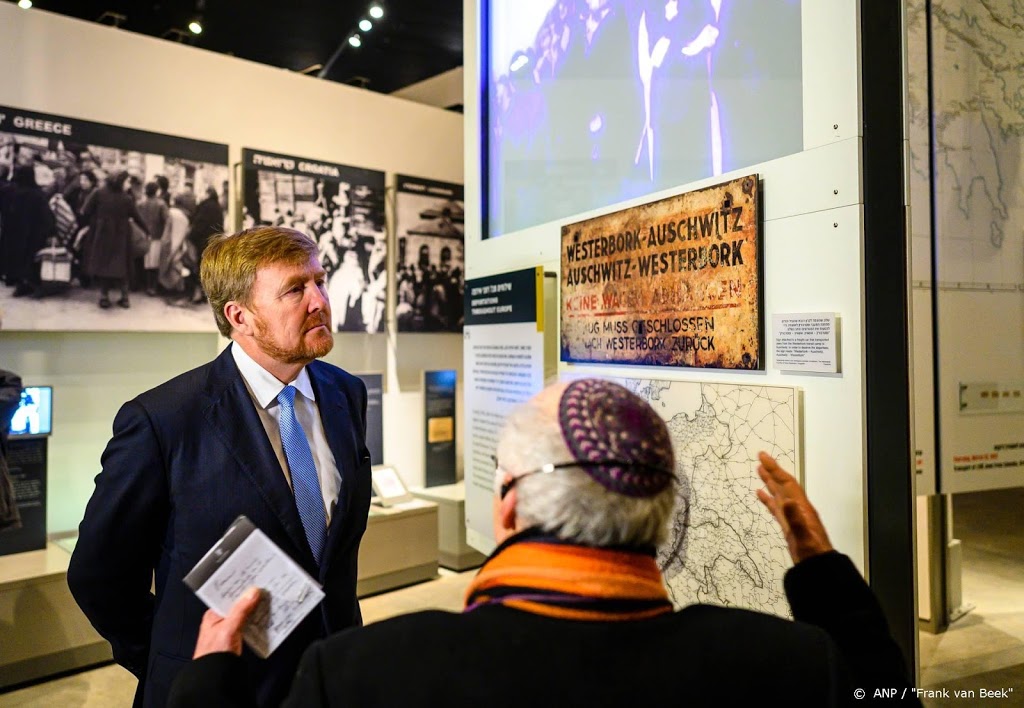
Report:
907,0,1024,287
612,378,799,617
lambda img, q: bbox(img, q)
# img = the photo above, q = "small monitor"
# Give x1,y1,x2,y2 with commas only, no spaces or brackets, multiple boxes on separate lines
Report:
9,386,52,437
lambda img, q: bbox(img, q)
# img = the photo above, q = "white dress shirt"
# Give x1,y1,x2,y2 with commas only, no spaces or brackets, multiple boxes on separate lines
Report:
231,342,341,526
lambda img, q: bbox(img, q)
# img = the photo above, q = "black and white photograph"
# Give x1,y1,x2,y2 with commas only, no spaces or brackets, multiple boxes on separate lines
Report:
0,105,229,331
241,149,386,334
395,175,464,333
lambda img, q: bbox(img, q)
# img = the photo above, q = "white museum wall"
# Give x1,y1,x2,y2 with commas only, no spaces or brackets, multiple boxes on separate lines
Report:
391,67,464,110
463,0,871,568
0,4,464,532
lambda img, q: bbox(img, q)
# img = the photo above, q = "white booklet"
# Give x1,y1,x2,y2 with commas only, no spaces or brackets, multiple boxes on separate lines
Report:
183,515,325,659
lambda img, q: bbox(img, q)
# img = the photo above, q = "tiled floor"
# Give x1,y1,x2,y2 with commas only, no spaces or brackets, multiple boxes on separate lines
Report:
917,488,1024,706
2,490,1021,707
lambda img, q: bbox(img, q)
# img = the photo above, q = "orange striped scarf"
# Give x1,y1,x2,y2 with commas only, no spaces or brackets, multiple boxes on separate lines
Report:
464,533,673,621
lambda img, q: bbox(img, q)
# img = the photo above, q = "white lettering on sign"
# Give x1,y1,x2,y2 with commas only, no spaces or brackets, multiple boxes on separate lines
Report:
12,115,72,136
251,154,296,171
297,161,340,178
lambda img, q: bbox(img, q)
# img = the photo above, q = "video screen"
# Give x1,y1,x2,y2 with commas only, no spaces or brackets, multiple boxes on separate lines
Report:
485,0,803,238
9,386,52,437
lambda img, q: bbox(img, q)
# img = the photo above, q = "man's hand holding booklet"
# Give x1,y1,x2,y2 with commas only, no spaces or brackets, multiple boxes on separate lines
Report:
183,516,325,658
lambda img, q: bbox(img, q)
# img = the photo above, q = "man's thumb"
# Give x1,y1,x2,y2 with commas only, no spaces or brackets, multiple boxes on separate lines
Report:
226,587,262,628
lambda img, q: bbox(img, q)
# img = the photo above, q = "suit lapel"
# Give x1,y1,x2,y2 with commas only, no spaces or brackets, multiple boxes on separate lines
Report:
308,363,358,578
202,348,315,567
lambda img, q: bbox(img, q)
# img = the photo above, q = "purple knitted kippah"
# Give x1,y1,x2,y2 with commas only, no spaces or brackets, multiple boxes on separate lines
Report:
558,379,675,497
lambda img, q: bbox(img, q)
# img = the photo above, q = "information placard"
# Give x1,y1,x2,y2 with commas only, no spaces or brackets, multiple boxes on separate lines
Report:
463,267,548,554
423,370,457,488
772,313,839,373
354,373,384,466
0,438,47,556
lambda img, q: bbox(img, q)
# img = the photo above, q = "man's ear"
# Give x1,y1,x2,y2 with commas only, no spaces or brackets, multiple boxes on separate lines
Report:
224,301,252,336
498,484,518,533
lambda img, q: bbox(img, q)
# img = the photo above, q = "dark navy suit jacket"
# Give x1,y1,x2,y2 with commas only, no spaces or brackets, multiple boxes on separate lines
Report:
68,346,371,708
166,553,920,708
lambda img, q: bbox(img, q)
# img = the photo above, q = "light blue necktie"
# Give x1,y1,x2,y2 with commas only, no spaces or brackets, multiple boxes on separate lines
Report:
277,385,326,564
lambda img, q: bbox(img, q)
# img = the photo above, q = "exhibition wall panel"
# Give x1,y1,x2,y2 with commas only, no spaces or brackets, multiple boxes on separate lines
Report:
0,3,463,532
464,0,869,567
907,0,1024,495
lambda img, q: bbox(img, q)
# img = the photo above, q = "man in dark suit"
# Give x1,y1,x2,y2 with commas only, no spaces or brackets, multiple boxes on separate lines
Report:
68,226,371,708
169,379,918,708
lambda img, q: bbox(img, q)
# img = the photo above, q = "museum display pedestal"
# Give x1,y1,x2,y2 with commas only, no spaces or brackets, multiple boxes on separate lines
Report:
357,499,439,597
0,542,111,690
410,482,486,571
0,501,441,687
0,497,442,688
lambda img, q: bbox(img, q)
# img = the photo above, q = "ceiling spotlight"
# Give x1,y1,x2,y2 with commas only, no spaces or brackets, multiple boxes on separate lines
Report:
359,19,372,32
97,10,127,26
348,34,362,48
162,28,192,42
369,5,383,19
188,20,203,34
17,0,32,8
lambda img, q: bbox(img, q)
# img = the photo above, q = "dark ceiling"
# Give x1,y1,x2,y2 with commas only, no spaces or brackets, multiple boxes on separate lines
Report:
27,0,463,94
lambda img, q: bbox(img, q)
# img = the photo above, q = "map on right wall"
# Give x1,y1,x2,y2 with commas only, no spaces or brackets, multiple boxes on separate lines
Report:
906,0,1024,496
907,0,1024,288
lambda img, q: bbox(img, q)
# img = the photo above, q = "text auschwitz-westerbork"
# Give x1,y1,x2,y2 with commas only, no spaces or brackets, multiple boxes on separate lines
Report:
559,173,761,369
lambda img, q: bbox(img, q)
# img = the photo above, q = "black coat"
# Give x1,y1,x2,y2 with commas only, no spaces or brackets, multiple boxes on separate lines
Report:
81,186,148,280
68,346,371,708
0,180,13,281
0,181,53,283
169,552,919,708
187,195,224,261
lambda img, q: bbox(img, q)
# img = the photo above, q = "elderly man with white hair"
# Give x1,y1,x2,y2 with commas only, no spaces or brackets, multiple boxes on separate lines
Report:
170,378,918,708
